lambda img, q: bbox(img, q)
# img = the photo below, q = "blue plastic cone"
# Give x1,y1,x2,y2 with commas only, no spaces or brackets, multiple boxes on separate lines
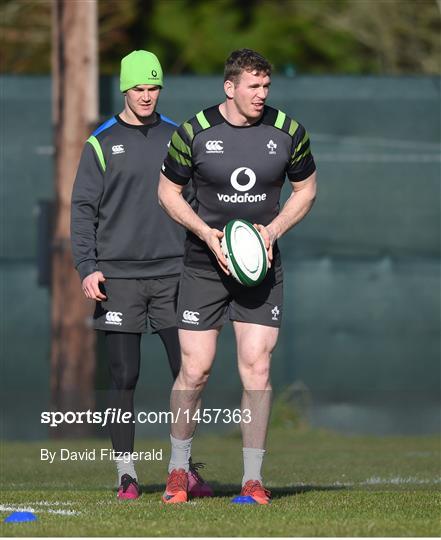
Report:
4,511,37,523
231,495,257,504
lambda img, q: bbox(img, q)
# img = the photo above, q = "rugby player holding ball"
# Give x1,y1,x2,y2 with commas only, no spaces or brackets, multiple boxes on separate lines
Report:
158,49,317,504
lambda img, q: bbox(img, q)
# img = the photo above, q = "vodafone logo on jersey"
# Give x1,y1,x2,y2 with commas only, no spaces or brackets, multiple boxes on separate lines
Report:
217,167,267,204
230,167,256,192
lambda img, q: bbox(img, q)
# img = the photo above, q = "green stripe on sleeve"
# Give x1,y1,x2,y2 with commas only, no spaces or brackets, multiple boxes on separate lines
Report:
171,132,191,156
196,110,210,130
289,119,299,136
291,147,311,164
275,110,286,129
295,132,310,153
87,136,106,172
168,145,192,167
183,122,194,141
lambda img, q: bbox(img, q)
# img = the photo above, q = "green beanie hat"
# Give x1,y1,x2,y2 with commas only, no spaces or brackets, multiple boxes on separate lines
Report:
120,50,163,92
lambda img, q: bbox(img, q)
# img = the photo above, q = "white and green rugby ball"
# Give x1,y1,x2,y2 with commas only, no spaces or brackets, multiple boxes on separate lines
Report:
221,219,269,287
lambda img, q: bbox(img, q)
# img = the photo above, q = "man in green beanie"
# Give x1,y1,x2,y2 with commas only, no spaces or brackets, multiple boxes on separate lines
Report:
71,50,213,500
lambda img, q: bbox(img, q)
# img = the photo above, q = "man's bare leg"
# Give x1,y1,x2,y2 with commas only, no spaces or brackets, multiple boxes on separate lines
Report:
234,321,278,486
168,328,220,473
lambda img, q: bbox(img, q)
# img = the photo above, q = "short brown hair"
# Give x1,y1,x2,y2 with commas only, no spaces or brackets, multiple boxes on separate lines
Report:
224,49,272,84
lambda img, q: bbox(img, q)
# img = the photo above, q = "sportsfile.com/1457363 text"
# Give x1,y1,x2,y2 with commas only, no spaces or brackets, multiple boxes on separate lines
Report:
40,408,252,428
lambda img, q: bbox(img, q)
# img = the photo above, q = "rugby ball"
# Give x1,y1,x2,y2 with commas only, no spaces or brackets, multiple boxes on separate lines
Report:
221,219,269,287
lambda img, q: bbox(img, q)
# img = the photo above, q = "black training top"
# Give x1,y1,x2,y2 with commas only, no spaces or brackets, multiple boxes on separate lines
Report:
162,104,316,270
71,113,189,281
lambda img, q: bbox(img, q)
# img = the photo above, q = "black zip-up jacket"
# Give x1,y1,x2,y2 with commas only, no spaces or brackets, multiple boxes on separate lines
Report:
71,114,186,281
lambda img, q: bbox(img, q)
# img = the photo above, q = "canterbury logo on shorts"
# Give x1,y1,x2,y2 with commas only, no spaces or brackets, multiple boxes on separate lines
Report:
182,310,200,325
105,311,123,325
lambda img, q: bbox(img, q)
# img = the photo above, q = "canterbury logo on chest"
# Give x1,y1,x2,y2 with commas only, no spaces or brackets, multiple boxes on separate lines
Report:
205,140,223,153
112,144,125,155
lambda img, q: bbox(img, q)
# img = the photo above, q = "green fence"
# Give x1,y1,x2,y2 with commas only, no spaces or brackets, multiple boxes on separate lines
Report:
1,75,440,438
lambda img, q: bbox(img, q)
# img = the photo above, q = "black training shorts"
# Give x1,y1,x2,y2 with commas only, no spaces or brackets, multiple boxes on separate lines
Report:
177,264,283,330
93,276,179,333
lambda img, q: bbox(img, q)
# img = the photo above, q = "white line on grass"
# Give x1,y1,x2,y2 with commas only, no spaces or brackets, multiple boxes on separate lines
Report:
28,501,74,506
271,477,441,488
0,505,79,516
361,476,441,485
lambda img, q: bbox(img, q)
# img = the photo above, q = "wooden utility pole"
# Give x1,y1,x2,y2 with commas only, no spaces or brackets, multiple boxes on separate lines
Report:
51,0,98,437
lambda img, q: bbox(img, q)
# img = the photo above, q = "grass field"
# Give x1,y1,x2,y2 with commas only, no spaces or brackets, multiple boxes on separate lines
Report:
0,428,440,537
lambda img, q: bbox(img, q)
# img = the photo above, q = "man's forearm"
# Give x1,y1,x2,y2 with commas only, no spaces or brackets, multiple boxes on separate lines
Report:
267,177,317,242
159,174,229,272
159,184,210,241
71,143,103,280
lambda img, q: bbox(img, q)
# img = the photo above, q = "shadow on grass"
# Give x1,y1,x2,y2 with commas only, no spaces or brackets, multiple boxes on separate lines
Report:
1,481,350,498
138,482,350,499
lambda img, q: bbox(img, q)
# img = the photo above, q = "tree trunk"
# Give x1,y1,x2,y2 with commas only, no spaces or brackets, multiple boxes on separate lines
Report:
51,0,98,438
